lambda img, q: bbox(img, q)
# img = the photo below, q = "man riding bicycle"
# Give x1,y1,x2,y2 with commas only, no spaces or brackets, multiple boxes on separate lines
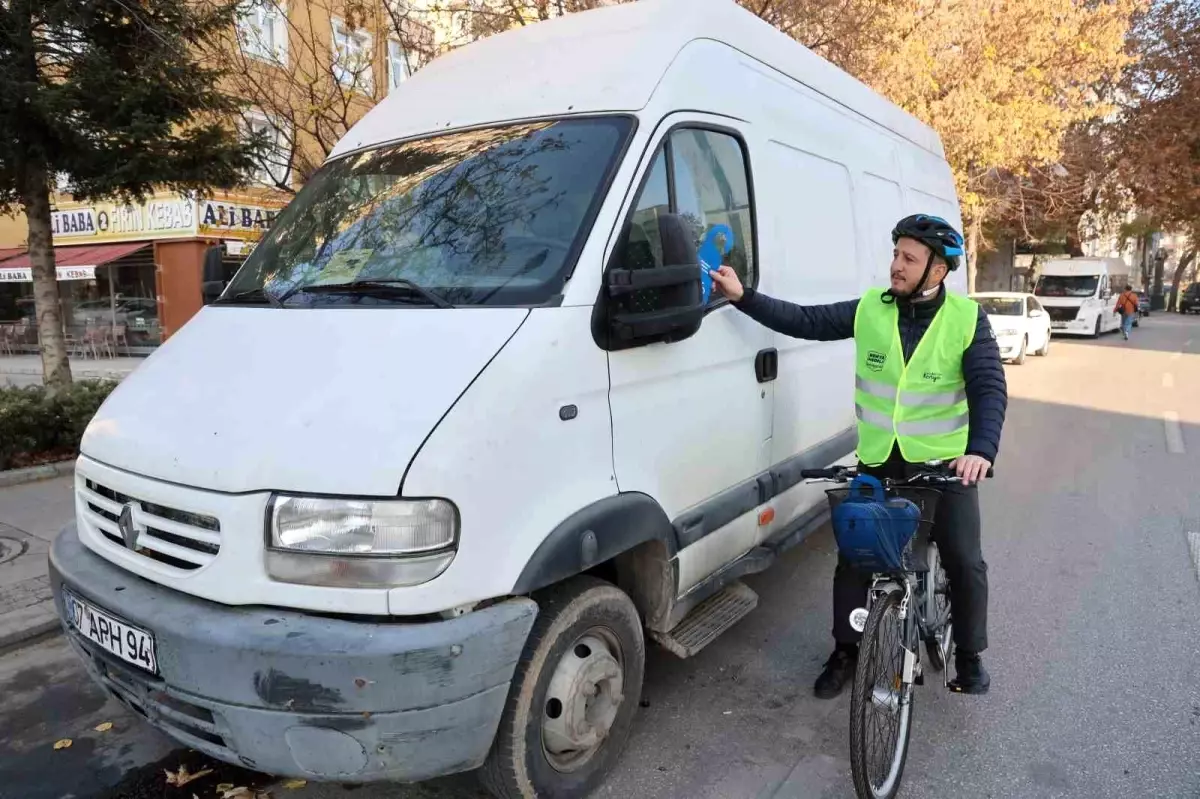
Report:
709,214,1007,697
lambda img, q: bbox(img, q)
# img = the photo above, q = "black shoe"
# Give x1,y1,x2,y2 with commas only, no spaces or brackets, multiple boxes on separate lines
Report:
948,651,991,695
814,646,857,699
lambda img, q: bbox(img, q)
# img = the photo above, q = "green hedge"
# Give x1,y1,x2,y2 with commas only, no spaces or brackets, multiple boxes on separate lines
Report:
0,380,118,471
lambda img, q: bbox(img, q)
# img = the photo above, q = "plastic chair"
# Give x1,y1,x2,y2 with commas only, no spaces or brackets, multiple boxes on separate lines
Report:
112,324,129,356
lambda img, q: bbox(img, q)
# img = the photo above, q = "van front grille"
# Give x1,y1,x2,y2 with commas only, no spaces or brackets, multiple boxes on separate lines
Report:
1044,306,1079,323
81,479,221,571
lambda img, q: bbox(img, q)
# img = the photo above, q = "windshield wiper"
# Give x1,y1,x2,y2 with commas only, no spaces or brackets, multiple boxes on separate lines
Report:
287,278,454,309
217,287,284,309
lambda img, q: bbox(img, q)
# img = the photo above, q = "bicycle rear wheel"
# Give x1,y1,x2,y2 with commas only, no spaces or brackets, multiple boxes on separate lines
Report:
849,588,914,799
923,543,952,673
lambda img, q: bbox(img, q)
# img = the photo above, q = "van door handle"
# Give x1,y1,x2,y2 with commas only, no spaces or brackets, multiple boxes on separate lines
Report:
755,348,778,383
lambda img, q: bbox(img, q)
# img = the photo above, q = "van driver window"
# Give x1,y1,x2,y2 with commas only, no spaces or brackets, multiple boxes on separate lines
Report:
619,128,756,308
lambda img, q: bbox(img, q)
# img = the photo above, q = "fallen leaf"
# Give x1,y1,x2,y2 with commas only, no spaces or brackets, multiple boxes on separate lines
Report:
216,785,236,794
53,738,72,750
164,765,213,787
94,721,114,732
216,786,254,798
281,779,307,789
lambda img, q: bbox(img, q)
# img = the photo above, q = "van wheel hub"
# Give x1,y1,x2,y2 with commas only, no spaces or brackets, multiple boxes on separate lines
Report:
541,630,625,771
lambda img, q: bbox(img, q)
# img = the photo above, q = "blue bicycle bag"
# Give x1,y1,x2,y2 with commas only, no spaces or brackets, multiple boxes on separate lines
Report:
829,474,923,571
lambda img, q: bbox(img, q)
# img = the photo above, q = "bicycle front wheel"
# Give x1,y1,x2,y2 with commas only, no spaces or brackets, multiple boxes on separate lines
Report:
849,588,914,799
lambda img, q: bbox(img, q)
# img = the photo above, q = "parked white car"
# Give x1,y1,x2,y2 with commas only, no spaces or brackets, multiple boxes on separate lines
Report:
972,291,1052,364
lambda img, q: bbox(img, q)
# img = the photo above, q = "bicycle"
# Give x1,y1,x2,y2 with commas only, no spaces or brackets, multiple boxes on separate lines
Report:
799,462,991,799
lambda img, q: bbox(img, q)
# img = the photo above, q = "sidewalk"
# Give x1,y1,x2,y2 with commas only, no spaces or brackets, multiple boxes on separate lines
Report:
0,354,141,386
0,475,75,649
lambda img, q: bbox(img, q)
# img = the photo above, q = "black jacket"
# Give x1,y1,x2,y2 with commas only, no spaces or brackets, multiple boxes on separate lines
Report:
734,285,1008,463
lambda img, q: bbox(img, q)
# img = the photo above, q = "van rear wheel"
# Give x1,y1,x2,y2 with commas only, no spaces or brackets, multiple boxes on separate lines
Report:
479,576,645,799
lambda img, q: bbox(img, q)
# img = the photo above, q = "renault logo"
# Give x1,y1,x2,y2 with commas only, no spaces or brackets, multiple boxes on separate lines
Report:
117,502,143,550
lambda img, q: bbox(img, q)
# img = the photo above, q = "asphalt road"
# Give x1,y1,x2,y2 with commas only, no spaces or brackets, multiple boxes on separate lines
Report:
2,313,1198,799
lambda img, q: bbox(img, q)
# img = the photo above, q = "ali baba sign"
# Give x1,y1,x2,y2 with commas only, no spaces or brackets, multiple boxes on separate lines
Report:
49,194,283,244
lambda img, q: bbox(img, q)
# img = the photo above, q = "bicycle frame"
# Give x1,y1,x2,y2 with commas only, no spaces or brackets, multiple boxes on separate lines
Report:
864,549,948,691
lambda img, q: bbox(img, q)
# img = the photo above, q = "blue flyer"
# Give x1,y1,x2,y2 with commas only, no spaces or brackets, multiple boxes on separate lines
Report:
697,224,735,303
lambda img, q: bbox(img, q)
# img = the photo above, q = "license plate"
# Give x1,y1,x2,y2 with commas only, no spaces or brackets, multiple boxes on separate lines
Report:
64,590,157,673
1051,322,1068,329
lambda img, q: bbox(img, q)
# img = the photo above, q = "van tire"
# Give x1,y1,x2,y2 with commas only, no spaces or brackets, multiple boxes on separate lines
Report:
1092,317,1102,338
479,576,645,799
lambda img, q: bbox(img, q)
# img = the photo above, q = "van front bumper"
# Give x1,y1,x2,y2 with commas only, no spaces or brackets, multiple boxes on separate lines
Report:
49,524,537,783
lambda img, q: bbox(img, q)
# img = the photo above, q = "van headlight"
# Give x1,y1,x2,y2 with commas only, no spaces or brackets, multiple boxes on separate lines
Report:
266,496,458,588
995,327,1020,338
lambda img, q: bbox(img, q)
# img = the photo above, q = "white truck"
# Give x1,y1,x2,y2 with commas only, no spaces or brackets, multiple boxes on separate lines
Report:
1033,257,1127,337
49,0,967,796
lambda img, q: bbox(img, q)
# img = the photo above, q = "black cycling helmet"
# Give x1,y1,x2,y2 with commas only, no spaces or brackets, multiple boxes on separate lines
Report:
891,214,965,271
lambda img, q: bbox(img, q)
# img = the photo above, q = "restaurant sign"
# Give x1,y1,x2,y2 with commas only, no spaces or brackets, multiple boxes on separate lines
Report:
197,200,279,238
0,265,96,283
50,194,283,243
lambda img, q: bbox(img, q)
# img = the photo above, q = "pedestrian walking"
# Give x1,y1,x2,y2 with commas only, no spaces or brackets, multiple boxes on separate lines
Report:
1115,284,1139,340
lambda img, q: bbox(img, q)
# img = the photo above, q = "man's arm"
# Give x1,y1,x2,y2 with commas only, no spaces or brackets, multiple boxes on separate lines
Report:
962,307,1008,463
733,287,859,341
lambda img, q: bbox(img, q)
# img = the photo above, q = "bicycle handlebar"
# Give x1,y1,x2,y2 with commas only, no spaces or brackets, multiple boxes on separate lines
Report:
800,463,994,484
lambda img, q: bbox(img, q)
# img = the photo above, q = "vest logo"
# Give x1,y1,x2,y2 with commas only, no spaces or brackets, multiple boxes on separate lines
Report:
866,351,887,372
923,371,943,383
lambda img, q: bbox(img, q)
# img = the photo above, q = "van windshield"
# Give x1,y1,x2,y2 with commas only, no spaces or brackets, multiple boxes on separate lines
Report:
222,118,632,307
1034,275,1099,298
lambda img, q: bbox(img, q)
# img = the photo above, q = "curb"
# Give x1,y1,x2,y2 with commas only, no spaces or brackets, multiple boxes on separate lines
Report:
0,603,61,653
0,460,75,489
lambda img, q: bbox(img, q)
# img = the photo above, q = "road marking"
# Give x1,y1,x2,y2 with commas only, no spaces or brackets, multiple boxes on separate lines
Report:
1164,411,1185,454
1189,532,1200,585
1163,372,1175,388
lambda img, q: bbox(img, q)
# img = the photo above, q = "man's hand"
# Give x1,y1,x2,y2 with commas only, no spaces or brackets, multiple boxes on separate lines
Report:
950,454,991,485
709,265,744,302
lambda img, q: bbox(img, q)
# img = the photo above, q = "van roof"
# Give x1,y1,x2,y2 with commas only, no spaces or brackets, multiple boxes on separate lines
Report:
330,0,943,159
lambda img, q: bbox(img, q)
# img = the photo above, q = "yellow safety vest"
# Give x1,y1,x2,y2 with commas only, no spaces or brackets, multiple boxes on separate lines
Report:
853,288,978,465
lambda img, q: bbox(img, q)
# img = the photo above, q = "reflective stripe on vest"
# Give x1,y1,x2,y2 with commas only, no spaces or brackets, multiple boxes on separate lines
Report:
852,288,979,464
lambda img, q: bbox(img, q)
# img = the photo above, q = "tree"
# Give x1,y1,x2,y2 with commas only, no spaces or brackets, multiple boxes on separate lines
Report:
853,0,1139,291
1109,0,1200,310
0,0,261,392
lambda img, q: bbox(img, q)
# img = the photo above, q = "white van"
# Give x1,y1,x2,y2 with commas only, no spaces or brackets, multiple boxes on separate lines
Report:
49,1,965,795
1033,257,1127,337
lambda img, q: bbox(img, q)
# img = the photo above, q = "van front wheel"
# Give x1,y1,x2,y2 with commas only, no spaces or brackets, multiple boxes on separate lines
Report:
480,576,645,799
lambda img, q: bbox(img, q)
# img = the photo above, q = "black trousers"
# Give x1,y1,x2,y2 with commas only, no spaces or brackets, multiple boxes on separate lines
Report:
831,459,989,654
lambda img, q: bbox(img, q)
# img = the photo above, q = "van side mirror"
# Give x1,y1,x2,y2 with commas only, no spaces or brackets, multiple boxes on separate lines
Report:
597,214,706,349
1101,288,1112,301
201,244,226,305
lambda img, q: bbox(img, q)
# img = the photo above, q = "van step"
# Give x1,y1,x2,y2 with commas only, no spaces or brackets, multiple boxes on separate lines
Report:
651,581,758,658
